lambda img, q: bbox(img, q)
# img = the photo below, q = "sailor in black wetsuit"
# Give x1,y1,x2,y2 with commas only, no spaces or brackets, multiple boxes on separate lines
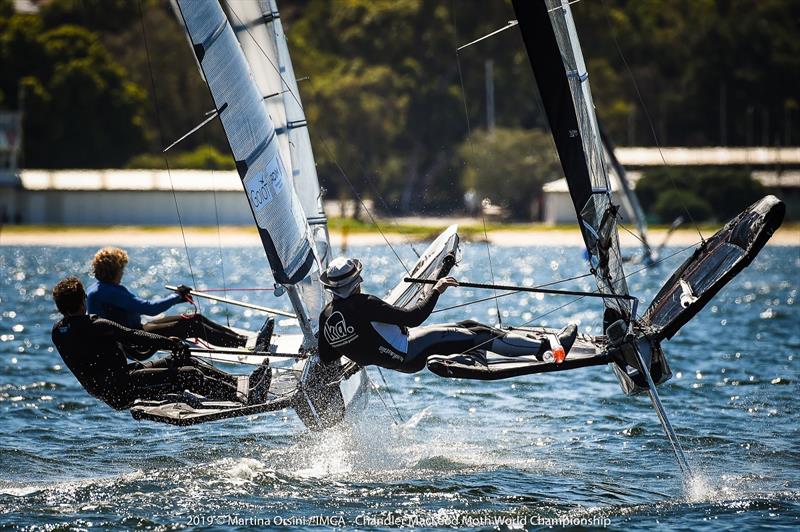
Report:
51,277,270,410
316,257,578,373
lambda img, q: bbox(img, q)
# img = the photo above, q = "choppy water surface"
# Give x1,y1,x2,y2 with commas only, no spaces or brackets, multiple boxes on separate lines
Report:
0,243,798,530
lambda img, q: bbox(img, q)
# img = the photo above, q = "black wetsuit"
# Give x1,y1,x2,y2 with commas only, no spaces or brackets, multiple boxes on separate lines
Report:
318,292,548,374
141,314,245,348
318,291,440,370
51,314,240,409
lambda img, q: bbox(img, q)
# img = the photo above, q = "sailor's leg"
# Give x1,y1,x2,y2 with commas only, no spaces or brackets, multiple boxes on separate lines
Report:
142,354,239,386
488,331,545,357
127,365,241,402
401,324,496,373
143,314,246,347
185,314,247,347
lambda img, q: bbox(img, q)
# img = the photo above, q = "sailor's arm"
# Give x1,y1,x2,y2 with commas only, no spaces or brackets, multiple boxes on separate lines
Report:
316,329,341,363
94,317,180,351
113,285,183,316
368,277,458,327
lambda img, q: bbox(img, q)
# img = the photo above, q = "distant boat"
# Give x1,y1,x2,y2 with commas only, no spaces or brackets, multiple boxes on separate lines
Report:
600,125,684,266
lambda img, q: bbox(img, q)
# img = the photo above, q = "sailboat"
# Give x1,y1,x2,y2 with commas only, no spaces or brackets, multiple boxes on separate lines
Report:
130,0,459,429
134,0,783,455
417,0,784,470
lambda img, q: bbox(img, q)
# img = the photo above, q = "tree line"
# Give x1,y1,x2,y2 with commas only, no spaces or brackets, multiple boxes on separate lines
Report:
1,0,796,220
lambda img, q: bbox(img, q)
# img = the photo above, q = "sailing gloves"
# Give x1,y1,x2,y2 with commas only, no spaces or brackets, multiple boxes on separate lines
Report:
175,284,194,303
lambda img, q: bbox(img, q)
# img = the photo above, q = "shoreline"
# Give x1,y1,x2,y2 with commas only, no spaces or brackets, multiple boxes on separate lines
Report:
1,225,797,248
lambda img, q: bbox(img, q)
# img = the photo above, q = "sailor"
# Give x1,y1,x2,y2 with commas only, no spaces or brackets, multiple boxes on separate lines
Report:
86,247,250,348
317,257,578,373
51,277,271,409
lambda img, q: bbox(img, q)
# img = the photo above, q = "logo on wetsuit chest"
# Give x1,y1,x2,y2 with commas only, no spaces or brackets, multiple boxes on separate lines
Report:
324,311,358,347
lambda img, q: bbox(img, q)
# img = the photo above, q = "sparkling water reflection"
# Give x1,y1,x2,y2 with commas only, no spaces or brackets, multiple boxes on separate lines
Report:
0,244,798,530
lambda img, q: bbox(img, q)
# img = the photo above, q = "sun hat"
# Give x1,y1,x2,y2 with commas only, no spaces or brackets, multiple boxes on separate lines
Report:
320,257,363,298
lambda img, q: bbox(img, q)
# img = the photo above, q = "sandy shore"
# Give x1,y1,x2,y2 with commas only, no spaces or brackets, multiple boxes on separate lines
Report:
2,225,797,248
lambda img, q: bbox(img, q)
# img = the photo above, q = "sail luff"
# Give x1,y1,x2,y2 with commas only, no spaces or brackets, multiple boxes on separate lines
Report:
175,0,315,290
511,0,631,322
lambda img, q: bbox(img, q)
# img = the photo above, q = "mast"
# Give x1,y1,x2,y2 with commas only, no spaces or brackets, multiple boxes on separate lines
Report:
599,125,653,263
175,0,319,344
511,0,631,326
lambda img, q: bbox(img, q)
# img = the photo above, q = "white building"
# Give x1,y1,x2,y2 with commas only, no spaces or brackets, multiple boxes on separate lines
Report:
542,175,639,225
15,169,254,225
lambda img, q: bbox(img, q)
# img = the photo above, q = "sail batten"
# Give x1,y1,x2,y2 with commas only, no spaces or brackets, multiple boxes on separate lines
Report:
222,0,328,233
512,0,630,323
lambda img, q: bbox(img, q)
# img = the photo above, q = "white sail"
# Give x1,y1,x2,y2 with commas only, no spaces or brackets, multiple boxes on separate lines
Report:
219,0,330,329
223,0,330,266
175,0,324,342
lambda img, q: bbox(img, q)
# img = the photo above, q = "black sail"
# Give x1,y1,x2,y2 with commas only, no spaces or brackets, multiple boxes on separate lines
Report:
512,0,631,324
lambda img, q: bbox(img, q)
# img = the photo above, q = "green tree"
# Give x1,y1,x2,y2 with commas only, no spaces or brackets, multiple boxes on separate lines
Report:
100,2,226,155
40,0,145,34
637,167,765,222
16,24,147,167
127,144,233,170
653,189,711,223
290,0,538,215
459,128,560,220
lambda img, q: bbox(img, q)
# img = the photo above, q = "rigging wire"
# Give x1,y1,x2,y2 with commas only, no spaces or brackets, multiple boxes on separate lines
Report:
597,0,704,244
438,239,701,359
209,139,232,327
375,367,405,423
196,287,275,292
221,0,414,274
365,371,402,426
432,271,594,314
482,217,503,327
137,0,200,307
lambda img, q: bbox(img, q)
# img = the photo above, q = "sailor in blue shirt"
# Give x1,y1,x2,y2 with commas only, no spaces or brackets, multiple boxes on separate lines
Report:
86,279,182,329
87,247,246,348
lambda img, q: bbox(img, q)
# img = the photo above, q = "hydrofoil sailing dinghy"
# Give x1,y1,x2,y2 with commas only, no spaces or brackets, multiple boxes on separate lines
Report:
417,0,785,391
134,1,783,455
130,0,458,429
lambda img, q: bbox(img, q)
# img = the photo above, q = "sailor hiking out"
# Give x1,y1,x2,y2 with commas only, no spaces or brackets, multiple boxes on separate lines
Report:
51,277,271,410
317,257,579,373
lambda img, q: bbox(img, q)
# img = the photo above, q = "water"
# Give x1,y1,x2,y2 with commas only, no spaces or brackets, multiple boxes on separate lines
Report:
1,244,798,530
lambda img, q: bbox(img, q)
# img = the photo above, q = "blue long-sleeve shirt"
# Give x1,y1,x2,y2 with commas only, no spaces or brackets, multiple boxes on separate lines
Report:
86,281,182,329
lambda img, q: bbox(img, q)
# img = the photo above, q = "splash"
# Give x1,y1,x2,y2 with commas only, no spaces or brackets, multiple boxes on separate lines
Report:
683,471,713,503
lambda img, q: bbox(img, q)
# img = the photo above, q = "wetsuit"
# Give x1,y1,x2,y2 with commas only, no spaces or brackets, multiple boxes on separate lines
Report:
318,291,441,370
51,314,240,409
86,281,244,347
318,293,547,374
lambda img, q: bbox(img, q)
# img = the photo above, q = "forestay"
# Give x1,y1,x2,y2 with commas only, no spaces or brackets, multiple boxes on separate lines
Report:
176,0,314,286
512,0,630,324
